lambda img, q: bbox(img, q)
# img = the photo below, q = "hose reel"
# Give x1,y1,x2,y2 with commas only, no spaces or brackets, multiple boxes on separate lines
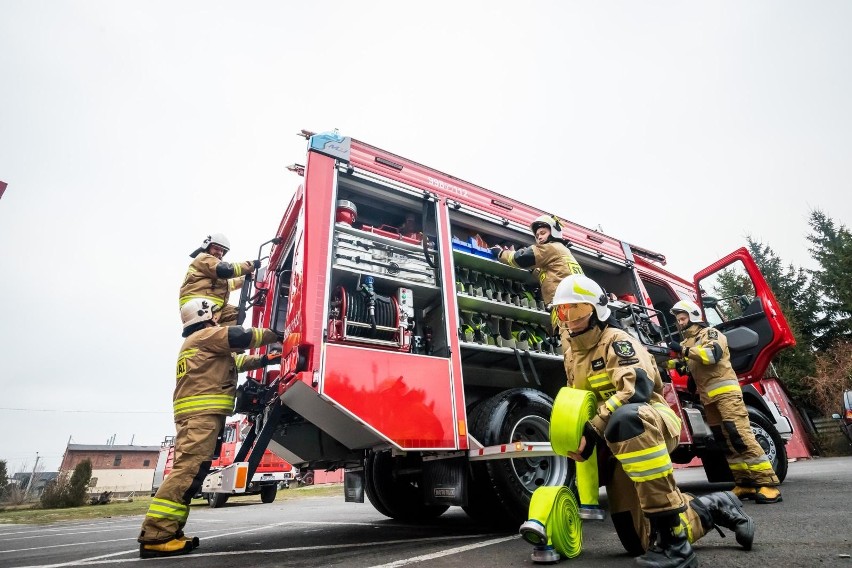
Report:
328,283,405,347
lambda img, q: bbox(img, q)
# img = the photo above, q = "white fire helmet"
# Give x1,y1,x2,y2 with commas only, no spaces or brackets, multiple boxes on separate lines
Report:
530,214,563,240
181,298,217,330
670,300,703,323
190,233,231,258
552,274,611,321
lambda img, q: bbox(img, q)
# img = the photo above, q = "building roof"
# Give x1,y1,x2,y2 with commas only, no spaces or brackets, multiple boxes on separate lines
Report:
66,444,160,452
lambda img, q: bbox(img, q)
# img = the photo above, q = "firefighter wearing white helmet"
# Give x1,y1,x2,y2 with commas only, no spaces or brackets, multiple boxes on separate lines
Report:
490,214,583,308
180,233,260,326
553,275,756,567
668,300,781,504
138,298,284,558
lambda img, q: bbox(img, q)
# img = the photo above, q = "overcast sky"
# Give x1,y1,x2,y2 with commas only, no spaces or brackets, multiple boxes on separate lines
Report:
1,1,850,473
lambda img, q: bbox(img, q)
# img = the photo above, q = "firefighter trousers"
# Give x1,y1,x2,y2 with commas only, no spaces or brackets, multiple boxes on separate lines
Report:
705,391,779,487
603,402,708,551
138,414,226,544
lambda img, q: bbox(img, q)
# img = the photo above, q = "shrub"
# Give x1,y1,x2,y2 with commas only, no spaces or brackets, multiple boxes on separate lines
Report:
807,341,852,417
40,460,93,509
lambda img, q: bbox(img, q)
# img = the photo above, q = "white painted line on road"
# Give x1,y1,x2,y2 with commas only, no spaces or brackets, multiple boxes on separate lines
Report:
0,525,141,541
367,535,520,567
15,533,501,566
0,529,227,554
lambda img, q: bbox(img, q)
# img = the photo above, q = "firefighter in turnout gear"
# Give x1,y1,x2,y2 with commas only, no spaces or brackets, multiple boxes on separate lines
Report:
554,275,756,568
490,215,583,371
180,233,260,326
668,299,782,504
138,298,282,559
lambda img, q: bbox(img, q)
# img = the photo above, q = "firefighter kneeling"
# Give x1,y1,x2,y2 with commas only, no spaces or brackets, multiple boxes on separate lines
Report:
137,298,282,559
553,275,755,567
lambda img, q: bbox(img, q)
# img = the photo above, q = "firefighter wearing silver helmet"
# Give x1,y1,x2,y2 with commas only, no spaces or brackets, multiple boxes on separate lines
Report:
138,298,283,558
668,299,781,504
180,233,259,326
554,275,756,568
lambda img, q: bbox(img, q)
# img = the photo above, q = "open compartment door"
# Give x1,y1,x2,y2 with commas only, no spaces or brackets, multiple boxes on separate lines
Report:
694,247,795,381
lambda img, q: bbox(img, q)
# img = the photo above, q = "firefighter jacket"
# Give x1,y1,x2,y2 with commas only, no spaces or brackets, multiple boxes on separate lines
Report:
565,324,668,438
179,253,255,310
679,323,740,404
173,326,279,420
496,241,582,305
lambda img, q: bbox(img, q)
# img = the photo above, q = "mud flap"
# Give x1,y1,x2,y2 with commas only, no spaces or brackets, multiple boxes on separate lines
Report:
423,457,467,507
344,468,365,503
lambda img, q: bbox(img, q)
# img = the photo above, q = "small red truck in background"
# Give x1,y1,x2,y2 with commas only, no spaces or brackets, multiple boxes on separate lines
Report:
151,417,294,507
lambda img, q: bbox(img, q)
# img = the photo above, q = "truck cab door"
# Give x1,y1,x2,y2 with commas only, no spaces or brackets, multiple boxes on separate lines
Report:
694,247,795,381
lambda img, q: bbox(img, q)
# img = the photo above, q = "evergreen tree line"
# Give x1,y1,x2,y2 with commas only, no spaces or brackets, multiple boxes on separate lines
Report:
717,210,851,416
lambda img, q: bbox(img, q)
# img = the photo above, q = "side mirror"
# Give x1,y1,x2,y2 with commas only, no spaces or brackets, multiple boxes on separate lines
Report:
702,296,719,308
832,413,842,420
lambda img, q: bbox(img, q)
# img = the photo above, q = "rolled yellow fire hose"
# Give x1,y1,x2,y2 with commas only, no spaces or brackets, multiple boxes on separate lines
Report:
526,486,583,559
550,387,600,509
521,388,601,560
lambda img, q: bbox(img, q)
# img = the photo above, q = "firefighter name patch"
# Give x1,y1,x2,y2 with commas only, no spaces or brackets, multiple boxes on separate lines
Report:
612,340,636,358
592,358,605,371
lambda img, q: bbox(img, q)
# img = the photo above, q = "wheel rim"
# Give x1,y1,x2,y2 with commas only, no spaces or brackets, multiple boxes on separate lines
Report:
508,414,570,492
751,423,777,465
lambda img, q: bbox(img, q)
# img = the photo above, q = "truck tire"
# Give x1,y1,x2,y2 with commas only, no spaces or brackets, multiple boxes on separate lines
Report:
463,400,515,526
468,388,573,527
207,493,228,508
367,450,449,521
260,484,277,503
748,406,788,483
364,452,395,518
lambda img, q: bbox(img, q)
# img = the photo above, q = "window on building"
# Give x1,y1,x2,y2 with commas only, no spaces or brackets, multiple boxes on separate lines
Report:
143,459,150,467
113,455,122,467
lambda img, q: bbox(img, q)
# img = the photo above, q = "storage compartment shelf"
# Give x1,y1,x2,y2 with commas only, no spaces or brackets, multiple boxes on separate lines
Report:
456,293,550,326
332,266,440,304
459,341,564,362
452,250,535,282
336,222,434,255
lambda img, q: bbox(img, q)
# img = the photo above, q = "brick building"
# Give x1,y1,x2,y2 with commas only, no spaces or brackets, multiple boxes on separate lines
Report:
60,444,160,495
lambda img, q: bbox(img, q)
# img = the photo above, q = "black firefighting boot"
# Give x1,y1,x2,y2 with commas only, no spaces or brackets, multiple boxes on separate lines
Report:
691,491,754,550
635,513,697,568
139,538,194,559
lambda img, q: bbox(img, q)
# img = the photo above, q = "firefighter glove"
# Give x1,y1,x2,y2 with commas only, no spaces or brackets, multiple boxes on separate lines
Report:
253,259,262,270
261,351,282,366
667,340,683,354
489,245,503,259
273,329,285,342
580,422,600,460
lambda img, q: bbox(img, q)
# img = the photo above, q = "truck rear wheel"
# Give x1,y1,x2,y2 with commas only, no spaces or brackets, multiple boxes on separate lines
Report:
260,484,277,503
366,450,449,521
748,406,788,483
207,493,228,508
467,388,573,526
463,400,516,526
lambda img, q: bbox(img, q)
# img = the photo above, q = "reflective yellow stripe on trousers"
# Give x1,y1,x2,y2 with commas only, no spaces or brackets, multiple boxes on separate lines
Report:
146,498,188,521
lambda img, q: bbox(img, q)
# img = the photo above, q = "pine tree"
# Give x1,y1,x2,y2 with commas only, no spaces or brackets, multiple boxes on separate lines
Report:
807,210,852,350
65,459,92,507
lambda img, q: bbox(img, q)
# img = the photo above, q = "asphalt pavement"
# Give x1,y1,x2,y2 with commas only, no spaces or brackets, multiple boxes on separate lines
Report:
1,457,850,568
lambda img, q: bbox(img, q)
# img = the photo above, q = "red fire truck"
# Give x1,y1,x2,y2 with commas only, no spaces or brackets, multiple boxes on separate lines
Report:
225,130,796,538
154,418,294,507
